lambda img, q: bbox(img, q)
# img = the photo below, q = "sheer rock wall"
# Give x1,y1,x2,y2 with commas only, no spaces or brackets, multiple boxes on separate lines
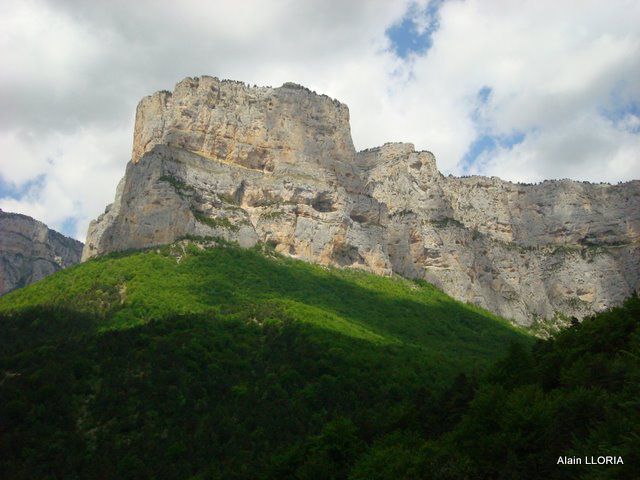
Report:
83,77,639,325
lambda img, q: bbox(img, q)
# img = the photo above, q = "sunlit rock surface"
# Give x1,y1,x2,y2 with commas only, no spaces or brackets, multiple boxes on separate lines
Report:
84,76,640,325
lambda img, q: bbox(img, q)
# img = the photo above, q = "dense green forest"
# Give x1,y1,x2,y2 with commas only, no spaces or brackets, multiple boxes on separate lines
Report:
0,241,637,479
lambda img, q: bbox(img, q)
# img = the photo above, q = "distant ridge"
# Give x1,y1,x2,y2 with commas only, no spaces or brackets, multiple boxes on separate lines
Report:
0,209,83,295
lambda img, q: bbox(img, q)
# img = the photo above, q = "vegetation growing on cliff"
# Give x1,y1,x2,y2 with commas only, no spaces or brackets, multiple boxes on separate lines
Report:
191,210,240,232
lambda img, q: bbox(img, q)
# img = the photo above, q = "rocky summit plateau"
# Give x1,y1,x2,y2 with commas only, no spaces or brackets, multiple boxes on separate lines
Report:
0,210,83,296
83,76,640,326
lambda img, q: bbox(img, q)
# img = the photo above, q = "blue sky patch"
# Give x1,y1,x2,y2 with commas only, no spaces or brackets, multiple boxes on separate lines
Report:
386,1,444,58
477,86,492,105
461,131,525,174
60,217,78,237
0,174,46,201
600,100,640,133
460,86,525,173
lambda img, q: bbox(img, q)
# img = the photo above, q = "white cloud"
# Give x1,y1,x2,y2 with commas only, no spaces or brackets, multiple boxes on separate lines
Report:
0,0,639,239
471,113,640,183
390,0,640,176
0,125,131,240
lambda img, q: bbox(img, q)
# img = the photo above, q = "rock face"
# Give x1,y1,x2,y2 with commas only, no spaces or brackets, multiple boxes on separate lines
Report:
83,76,640,325
0,210,84,296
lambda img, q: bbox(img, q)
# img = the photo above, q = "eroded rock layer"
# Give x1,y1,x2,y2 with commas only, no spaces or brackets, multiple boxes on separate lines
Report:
0,210,83,296
83,76,640,325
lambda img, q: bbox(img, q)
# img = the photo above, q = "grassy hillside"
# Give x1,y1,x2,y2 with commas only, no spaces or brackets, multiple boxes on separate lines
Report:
0,240,533,479
0,240,528,377
3,240,636,479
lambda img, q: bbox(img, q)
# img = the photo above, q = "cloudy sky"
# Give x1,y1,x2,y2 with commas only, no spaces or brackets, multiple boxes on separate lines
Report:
1,0,639,240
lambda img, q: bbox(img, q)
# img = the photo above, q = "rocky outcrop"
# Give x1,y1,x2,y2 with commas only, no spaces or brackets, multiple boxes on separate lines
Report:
83,76,640,325
0,210,84,296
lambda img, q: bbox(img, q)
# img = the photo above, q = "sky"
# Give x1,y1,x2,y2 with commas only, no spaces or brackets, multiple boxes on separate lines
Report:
1,0,639,240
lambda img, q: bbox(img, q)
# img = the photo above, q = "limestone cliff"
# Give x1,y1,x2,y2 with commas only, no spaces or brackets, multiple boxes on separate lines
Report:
0,210,84,296
83,76,640,325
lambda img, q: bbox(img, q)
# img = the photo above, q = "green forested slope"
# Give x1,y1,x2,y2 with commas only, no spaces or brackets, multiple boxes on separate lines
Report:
0,241,527,373
0,241,637,479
